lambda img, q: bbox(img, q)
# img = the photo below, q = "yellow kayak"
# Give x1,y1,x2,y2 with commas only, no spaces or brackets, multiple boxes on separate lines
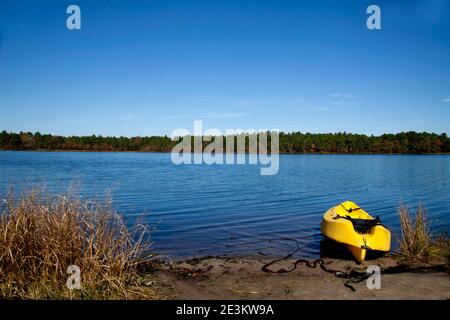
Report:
321,201,391,262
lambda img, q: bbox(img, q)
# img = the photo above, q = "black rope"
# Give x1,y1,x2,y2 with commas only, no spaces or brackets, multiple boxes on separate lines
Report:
260,238,450,292
261,255,373,291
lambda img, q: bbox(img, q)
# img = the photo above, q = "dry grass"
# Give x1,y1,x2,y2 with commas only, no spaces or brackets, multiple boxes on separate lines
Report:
398,203,432,261
398,203,450,263
0,189,157,299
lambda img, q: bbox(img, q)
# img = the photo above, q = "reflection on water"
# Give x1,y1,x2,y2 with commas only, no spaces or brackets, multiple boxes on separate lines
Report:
0,151,449,260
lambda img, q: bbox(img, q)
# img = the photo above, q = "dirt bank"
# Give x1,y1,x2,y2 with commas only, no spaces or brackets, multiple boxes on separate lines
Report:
147,255,450,300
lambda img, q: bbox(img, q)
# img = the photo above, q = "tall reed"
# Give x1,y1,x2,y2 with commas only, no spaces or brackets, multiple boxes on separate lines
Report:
398,203,432,260
0,190,155,299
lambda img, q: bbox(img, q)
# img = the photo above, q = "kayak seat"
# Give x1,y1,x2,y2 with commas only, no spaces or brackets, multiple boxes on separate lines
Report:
333,215,382,234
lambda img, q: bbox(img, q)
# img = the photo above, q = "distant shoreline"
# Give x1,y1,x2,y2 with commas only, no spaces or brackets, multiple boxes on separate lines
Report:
1,130,449,154
1,149,450,155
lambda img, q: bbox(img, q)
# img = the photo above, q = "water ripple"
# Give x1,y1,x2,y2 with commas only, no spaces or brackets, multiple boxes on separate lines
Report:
0,151,449,259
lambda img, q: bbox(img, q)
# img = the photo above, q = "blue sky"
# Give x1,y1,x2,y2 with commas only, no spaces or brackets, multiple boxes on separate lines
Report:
0,0,449,136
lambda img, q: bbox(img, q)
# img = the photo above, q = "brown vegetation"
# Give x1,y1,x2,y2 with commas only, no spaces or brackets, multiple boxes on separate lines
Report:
0,190,156,299
398,203,449,262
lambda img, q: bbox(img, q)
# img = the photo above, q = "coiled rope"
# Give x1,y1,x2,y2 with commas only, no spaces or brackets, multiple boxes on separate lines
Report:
261,254,372,291
260,238,449,291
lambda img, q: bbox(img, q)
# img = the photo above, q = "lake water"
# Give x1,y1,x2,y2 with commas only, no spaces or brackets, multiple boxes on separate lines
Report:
0,151,449,259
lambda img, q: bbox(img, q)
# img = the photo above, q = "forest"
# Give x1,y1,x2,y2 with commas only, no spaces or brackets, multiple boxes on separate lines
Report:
0,130,449,154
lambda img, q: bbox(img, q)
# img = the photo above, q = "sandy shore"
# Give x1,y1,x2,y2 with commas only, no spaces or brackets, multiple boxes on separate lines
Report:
147,255,450,300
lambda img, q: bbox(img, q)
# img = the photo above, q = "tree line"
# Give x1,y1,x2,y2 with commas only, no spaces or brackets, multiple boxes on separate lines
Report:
0,130,449,154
